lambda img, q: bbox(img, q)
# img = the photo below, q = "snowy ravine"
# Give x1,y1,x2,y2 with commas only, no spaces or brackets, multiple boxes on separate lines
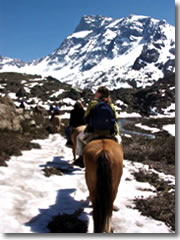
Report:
0,133,174,234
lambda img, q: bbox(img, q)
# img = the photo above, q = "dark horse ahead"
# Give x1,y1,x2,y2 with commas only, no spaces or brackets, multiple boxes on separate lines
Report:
83,138,123,233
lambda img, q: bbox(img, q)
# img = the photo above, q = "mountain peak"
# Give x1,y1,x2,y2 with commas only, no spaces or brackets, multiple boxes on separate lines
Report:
0,14,175,90
74,15,113,32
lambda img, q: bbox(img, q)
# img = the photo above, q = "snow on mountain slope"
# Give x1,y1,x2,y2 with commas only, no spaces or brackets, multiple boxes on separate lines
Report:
0,56,26,69
0,15,175,90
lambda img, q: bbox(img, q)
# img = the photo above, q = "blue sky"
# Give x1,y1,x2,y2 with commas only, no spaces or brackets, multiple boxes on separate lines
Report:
0,0,175,62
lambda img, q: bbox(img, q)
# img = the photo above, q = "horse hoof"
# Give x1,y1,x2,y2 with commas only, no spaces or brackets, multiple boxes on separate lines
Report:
73,156,84,168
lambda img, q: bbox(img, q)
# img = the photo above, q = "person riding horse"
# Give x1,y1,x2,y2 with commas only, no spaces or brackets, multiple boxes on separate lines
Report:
65,101,85,147
75,86,122,164
49,104,61,121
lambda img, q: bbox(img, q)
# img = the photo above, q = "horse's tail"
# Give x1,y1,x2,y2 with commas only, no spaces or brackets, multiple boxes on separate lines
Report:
93,150,113,233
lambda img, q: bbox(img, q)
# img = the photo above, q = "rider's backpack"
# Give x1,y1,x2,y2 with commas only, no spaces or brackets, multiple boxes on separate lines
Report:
53,107,60,115
89,101,115,132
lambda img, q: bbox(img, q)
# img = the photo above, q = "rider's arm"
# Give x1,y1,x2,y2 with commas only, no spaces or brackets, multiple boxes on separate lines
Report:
110,103,120,135
110,103,118,120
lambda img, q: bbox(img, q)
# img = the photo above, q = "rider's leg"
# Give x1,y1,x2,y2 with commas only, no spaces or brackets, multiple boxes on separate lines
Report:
76,131,85,156
114,134,122,144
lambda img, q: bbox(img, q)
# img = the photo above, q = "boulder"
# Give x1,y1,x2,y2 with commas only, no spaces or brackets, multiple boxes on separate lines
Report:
0,96,23,131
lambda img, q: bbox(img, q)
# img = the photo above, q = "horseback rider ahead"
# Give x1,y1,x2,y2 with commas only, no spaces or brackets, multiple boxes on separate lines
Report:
65,101,85,146
76,86,122,159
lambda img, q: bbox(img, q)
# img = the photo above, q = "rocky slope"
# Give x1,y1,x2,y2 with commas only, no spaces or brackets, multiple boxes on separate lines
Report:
0,71,175,117
0,92,175,231
0,71,175,232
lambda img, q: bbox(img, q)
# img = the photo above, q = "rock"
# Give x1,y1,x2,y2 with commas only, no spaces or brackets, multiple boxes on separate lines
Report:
0,96,23,131
28,120,36,127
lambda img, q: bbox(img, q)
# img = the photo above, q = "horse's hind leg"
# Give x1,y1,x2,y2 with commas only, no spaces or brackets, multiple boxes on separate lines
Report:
73,144,76,161
71,131,76,161
105,217,112,233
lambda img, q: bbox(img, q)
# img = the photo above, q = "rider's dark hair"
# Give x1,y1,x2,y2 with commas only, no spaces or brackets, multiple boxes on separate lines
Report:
97,86,110,98
74,101,84,109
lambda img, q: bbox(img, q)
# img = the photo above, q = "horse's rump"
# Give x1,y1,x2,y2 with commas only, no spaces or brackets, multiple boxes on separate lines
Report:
71,125,86,160
51,115,62,132
71,125,86,144
84,139,123,232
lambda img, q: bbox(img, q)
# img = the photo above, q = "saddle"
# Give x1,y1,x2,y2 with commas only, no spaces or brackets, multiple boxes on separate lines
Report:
84,134,117,144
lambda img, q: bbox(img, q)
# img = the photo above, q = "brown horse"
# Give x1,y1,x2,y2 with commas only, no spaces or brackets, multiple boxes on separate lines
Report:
83,139,123,233
71,125,86,161
51,115,63,133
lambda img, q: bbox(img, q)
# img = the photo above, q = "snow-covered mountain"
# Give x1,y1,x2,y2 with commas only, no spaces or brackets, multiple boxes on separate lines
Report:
0,56,26,68
0,14,175,89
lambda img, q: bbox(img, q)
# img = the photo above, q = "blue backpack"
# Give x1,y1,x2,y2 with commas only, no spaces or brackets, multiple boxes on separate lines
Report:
89,101,115,132
53,107,60,115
